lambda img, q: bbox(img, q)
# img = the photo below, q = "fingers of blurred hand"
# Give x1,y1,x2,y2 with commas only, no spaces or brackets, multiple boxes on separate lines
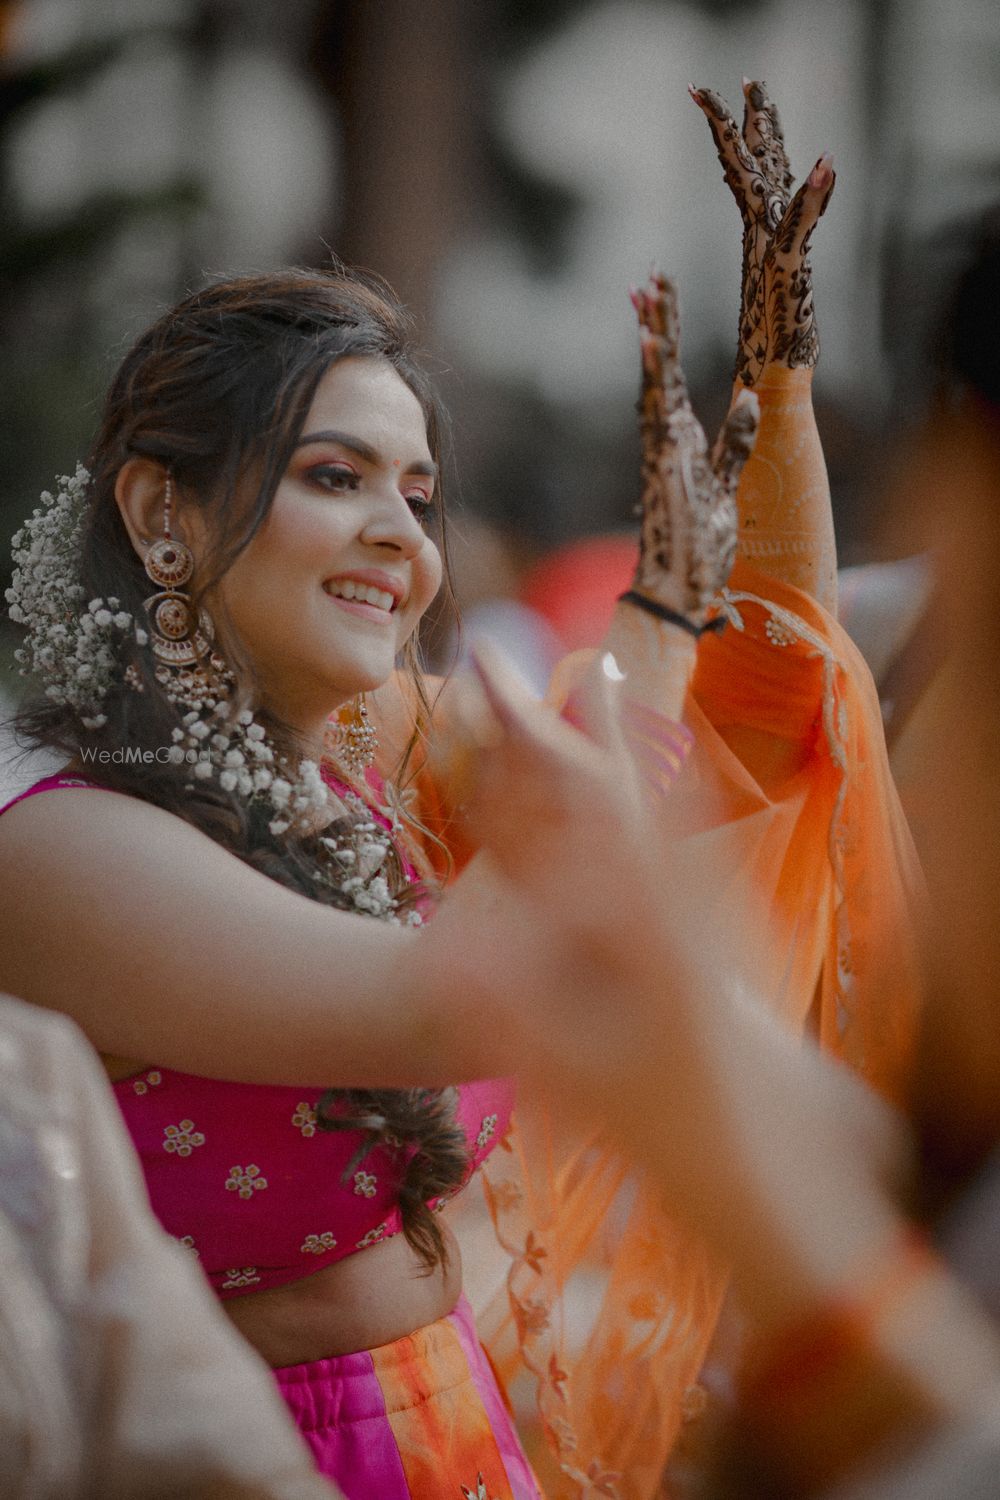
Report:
711,389,760,495
574,652,630,759
469,642,556,755
470,642,616,793
473,640,632,775
465,645,649,902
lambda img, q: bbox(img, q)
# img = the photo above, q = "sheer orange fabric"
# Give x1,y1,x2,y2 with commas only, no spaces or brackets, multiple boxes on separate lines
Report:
399,570,923,1496
383,367,924,1496
470,570,923,1497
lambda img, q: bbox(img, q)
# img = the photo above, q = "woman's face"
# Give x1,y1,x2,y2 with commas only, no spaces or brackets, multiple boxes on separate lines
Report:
217,356,442,732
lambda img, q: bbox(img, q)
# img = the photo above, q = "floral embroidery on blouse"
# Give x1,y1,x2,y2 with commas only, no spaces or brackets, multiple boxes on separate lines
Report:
132,1069,162,1096
356,1222,386,1249
162,1119,206,1156
177,1234,198,1257
291,1101,317,1138
476,1113,499,1151
301,1231,338,1255
353,1169,377,1198
221,1267,260,1290
225,1164,268,1199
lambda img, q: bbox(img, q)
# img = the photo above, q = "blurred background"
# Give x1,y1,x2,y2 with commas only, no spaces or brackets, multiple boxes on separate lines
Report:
1,0,998,694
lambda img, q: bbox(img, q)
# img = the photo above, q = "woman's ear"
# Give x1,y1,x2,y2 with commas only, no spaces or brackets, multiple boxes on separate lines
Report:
114,457,172,561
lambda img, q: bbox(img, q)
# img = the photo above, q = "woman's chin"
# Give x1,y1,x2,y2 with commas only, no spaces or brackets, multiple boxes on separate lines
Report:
323,657,396,700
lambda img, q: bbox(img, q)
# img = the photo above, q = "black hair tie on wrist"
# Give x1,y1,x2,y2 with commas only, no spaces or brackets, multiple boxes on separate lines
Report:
618,589,727,638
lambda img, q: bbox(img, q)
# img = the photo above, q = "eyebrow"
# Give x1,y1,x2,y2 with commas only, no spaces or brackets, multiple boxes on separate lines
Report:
297,429,438,480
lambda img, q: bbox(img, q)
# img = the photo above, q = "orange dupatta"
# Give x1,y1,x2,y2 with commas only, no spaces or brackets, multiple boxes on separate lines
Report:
405,551,924,1498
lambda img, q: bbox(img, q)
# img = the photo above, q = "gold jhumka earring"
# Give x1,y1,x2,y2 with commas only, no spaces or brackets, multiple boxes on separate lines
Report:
140,475,229,714
143,476,214,667
334,693,378,775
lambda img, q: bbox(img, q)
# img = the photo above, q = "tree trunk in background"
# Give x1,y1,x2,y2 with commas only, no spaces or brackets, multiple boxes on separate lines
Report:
312,0,477,330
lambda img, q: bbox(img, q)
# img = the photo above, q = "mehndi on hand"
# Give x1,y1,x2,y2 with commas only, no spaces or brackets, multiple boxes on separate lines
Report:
628,272,759,628
691,78,835,387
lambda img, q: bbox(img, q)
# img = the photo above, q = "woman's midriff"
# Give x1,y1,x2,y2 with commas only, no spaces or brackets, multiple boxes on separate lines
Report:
222,1217,464,1367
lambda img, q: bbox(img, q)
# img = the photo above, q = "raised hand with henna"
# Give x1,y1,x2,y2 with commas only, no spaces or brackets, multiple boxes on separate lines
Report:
686,79,839,610
626,271,759,630
690,78,835,388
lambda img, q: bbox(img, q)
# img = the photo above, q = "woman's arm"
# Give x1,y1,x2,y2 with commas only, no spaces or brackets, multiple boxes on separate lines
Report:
0,788,536,1086
693,80,838,612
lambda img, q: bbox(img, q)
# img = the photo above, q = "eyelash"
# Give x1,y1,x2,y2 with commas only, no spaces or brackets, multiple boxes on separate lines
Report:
309,465,436,524
405,493,435,525
310,464,360,494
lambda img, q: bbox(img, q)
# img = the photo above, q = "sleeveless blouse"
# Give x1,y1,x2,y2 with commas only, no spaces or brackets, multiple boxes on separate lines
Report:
1,774,515,1298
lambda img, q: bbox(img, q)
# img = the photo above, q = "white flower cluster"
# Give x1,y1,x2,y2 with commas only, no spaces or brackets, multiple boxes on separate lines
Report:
164,700,393,915
169,702,404,921
316,803,405,921
5,465,147,730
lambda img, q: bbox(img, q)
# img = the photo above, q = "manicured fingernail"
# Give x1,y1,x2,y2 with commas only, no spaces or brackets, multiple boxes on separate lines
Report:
742,75,751,88
602,652,626,682
688,83,702,100
808,151,834,188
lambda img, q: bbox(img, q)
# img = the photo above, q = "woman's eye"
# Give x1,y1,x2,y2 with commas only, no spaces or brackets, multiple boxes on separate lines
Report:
310,464,360,493
406,492,435,524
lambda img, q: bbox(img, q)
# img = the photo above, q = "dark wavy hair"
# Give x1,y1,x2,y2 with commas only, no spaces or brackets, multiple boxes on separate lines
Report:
13,264,466,1270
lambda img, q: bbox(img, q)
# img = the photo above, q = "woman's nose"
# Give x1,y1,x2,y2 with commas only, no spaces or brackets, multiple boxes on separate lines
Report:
360,486,426,557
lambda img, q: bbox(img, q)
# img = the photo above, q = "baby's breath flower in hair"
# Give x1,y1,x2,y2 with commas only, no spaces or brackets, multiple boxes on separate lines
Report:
5,466,145,730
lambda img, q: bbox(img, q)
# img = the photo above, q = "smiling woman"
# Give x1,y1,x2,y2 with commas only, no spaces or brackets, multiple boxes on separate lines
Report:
0,81,922,1500
0,265,547,1496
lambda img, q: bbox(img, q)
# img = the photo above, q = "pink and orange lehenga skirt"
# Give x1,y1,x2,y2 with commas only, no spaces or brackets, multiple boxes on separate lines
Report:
274,1296,541,1499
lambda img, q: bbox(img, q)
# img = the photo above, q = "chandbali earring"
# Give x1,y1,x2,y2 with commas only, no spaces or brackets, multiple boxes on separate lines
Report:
334,693,378,775
143,475,214,668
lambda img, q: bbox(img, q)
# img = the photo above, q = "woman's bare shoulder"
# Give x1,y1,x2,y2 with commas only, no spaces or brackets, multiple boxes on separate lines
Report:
0,777,395,1076
0,777,209,865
